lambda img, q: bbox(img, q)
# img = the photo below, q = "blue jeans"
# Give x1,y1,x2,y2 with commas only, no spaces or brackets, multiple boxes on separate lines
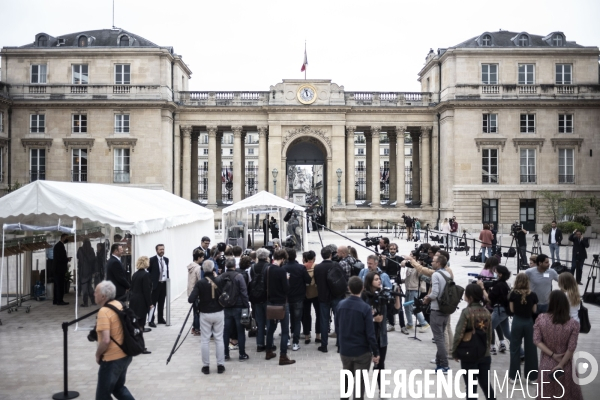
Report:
549,243,560,265
404,290,427,327
491,306,511,340
96,355,134,400
415,229,420,241
289,300,303,345
266,303,290,355
253,302,267,346
319,298,341,348
223,307,246,356
481,247,492,263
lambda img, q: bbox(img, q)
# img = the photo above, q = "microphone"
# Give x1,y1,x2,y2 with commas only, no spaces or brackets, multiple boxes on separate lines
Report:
283,208,295,222
402,300,414,307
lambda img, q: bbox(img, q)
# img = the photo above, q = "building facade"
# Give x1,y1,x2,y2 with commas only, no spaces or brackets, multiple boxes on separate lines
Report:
1,29,599,231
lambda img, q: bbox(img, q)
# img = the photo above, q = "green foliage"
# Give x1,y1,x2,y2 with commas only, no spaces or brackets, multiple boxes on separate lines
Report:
540,190,562,222
65,268,74,284
6,180,22,194
539,190,591,223
541,221,585,235
573,215,592,227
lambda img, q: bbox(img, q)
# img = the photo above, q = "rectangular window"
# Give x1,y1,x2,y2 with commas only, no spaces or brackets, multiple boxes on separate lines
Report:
72,148,88,182
520,148,536,183
558,114,573,133
358,161,365,171
203,149,209,155
30,114,45,133
202,134,208,144
482,148,498,184
483,114,497,133
481,64,498,85
518,64,535,85
556,64,572,85
115,64,131,85
114,148,130,183
558,149,574,183
30,148,45,181
0,148,3,183
114,114,130,133
248,148,254,155
72,64,88,85
0,111,3,132
229,149,233,155
31,64,47,84
357,148,365,155
384,148,390,156
72,114,87,133
482,199,498,226
520,114,535,133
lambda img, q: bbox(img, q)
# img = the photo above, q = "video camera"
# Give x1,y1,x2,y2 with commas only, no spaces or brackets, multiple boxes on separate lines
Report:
376,286,404,304
467,273,497,289
404,249,429,269
402,297,428,314
361,233,382,249
510,222,522,236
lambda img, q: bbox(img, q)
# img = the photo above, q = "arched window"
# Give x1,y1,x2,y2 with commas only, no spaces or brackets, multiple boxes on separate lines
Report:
552,34,563,46
119,35,129,47
481,34,492,46
78,36,88,47
518,34,529,47
38,35,48,47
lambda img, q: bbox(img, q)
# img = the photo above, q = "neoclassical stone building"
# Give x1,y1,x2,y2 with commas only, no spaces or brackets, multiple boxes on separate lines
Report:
1,29,599,231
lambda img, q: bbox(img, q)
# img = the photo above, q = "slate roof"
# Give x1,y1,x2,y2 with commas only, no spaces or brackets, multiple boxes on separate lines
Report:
20,29,160,48
452,30,584,49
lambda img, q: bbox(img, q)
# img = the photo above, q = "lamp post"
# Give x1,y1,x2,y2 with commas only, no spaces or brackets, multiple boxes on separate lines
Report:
272,168,278,195
336,168,342,206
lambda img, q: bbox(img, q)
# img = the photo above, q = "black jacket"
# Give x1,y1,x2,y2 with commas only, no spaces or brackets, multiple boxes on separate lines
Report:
249,260,270,303
148,255,169,290
265,264,289,305
129,269,152,322
53,241,68,274
569,233,589,260
488,280,510,309
188,272,225,314
548,228,563,246
314,259,344,303
284,260,311,303
106,255,130,300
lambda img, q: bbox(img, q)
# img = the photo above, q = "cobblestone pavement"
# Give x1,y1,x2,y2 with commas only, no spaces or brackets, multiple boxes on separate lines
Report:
1,231,599,399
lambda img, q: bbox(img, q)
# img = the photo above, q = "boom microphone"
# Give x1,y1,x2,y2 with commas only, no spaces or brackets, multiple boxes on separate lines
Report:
283,208,295,222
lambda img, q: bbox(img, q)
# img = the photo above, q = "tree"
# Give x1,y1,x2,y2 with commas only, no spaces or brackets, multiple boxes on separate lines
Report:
540,190,563,222
539,190,589,222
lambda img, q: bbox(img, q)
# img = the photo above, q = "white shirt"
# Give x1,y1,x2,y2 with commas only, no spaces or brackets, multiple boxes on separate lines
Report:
570,302,580,323
551,228,557,244
159,257,168,281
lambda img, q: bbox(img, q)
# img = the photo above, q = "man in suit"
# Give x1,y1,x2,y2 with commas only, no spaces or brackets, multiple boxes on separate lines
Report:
106,243,130,301
53,233,71,305
148,244,169,326
569,229,589,285
197,236,211,260
547,220,563,266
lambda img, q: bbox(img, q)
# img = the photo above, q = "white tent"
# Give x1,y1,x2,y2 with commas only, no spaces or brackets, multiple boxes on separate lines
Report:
222,191,307,250
0,181,214,313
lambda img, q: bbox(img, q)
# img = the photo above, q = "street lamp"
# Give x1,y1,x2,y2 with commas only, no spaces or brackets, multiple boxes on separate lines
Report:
272,168,278,195
336,168,343,206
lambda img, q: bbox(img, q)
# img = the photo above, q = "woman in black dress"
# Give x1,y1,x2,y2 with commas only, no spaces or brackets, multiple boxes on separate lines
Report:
130,256,153,354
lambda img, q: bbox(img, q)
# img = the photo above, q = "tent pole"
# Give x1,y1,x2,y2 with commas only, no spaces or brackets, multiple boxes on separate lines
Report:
0,228,4,322
73,220,78,330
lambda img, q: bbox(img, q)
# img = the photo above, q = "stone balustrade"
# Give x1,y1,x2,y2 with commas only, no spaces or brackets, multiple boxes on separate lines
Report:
10,84,171,100
453,84,597,99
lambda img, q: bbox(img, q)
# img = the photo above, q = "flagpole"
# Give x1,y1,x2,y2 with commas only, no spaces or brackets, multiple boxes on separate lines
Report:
304,41,307,80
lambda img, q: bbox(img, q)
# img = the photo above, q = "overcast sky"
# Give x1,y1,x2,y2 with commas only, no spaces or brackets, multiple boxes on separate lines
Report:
1,0,599,92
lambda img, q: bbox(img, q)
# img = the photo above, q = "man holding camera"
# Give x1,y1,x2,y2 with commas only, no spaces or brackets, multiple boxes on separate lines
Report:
512,223,528,269
450,217,459,249
569,230,589,285
380,243,408,334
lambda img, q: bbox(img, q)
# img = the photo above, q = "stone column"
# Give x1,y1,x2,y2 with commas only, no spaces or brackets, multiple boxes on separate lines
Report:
345,126,356,207
370,126,381,207
191,130,199,203
232,126,243,203
431,120,439,209
388,130,397,203
207,126,218,207
365,130,372,202
216,130,223,202
396,126,406,205
421,127,432,206
411,130,421,205
240,131,246,199
257,126,267,191
181,125,192,201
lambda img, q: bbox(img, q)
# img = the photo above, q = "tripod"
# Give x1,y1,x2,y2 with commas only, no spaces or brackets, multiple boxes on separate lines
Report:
166,303,194,365
455,231,469,256
406,301,430,342
503,233,520,274
584,255,600,296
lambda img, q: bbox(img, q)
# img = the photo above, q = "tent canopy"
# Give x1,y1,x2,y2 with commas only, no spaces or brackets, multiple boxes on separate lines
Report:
222,191,305,215
0,181,213,235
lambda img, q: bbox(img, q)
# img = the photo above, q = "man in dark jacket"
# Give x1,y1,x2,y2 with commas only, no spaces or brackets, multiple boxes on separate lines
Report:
249,248,271,352
222,258,250,361
147,244,169,326
569,229,589,284
283,248,311,351
188,260,226,374
314,246,346,353
105,243,130,301
265,249,295,365
548,221,563,266
53,233,71,305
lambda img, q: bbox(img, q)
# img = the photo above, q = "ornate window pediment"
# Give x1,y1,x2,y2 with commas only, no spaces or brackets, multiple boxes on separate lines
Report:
21,137,53,152
62,137,95,152
105,137,138,152
512,137,545,152
551,137,583,152
474,137,507,152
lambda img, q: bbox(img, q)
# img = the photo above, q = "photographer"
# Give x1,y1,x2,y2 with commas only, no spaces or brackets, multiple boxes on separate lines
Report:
511,223,528,269
450,217,459,249
402,256,430,332
403,214,414,242
380,243,407,334
568,229,589,284
361,271,401,391
482,266,512,356
490,223,498,255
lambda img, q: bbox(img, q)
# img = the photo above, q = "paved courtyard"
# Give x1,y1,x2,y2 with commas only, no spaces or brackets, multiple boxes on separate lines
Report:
1,230,599,399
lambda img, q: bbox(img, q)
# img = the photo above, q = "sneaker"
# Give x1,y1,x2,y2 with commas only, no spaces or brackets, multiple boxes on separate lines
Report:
430,358,437,364
400,327,409,335
287,339,290,347
499,343,507,353
435,366,450,375
490,346,497,355
239,354,249,361
217,365,225,374
229,343,239,351
201,366,210,375
387,324,395,332
419,324,431,333
406,325,414,330
509,378,515,384
292,343,300,351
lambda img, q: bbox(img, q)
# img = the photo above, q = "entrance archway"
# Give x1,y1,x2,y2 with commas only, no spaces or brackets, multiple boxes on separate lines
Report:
285,138,327,230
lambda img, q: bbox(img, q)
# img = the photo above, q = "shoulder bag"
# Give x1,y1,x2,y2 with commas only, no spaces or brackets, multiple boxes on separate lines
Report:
455,308,488,363
265,265,285,320
579,301,591,334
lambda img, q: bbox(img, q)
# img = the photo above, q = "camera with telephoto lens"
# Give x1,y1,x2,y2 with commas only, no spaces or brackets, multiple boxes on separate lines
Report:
376,286,404,305
510,222,522,236
468,273,497,289
361,234,382,248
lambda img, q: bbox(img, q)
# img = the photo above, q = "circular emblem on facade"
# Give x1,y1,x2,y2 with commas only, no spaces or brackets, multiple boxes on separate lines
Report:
297,84,317,105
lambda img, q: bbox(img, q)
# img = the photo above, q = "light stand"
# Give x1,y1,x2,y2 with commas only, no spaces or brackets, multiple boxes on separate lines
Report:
584,254,600,296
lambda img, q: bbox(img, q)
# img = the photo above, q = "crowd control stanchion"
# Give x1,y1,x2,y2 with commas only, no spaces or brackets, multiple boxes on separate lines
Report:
52,308,100,400
166,278,171,327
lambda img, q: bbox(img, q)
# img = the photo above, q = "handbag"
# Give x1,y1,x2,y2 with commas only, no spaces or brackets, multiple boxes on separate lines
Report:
579,301,590,334
455,309,487,363
265,265,285,320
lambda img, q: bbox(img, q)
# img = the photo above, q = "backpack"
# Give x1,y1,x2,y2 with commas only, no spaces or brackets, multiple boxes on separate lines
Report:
327,263,347,298
551,262,567,275
436,270,464,315
470,252,482,263
504,247,516,258
219,271,239,307
103,302,145,357
249,264,267,303
351,260,365,277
